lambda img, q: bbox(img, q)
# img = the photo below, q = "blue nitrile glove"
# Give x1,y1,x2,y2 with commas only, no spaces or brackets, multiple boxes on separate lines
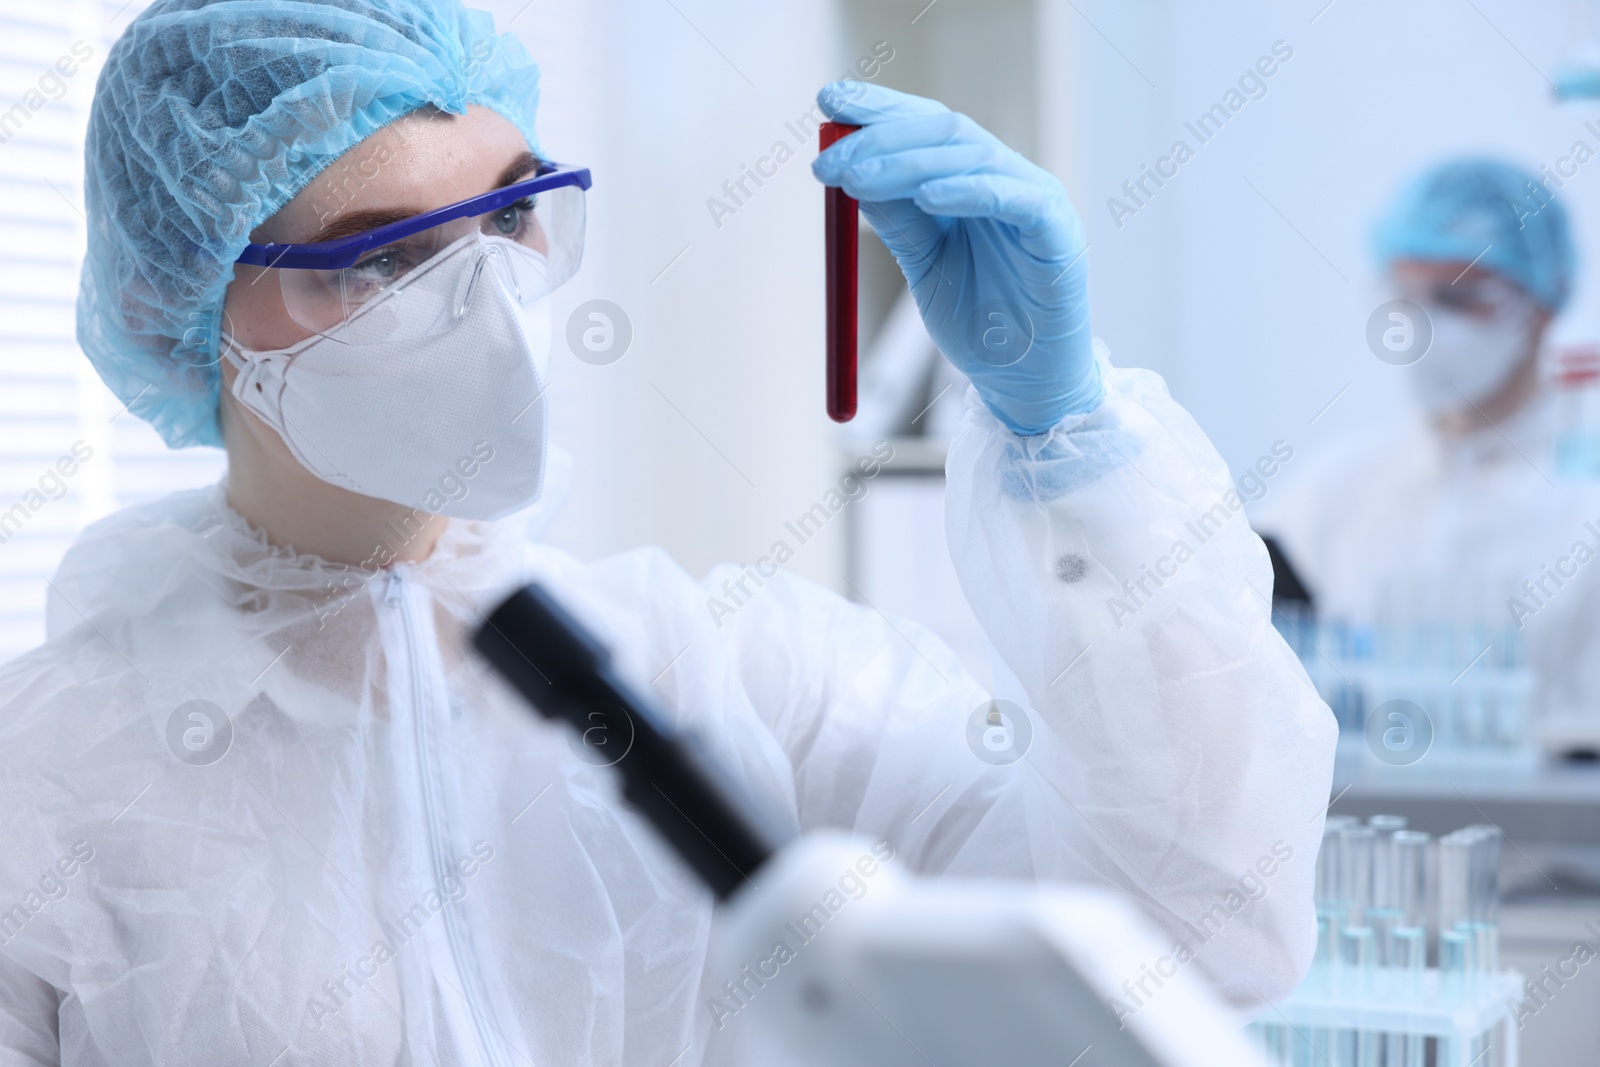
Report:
812,82,1101,435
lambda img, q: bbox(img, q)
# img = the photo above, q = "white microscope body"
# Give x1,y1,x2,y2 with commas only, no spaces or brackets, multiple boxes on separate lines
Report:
702,834,1274,1067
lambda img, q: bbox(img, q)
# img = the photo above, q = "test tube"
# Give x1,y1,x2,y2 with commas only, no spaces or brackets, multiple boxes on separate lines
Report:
1367,815,1408,962
1338,825,1375,926
1463,825,1502,972
1370,816,1407,908
1316,816,1358,909
1391,926,1426,971
1338,924,1374,983
1439,928,1474,985
1389,927,1426,1067
1438,831,1470,937
1464,826,1502,921
1337,927,1378,1067
1364,909,1398,969
1314,913,1334,964
1439,928,1475,1066
1391,831,1430,931
1369,813,1407,837
1308,915,1334,1067
1316,905,1344,978
819,122,861,422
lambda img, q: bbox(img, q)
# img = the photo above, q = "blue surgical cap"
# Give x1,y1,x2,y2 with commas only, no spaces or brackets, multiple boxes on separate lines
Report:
1373,158,1576,314
79,0,542,448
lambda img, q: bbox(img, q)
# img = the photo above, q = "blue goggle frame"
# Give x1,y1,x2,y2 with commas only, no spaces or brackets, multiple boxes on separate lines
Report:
235,162,592,270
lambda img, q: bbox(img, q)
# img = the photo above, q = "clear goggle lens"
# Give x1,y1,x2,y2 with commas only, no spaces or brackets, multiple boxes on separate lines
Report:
275,182,584,345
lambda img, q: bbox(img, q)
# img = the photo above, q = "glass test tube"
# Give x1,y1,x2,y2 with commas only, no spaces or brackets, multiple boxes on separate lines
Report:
1390,927,1426,1067
1339,826,1375,927
1337,926,1378,1067
1370,813,1407,837
1317,817,1358,909
1463,825,1502,972
1369,816,1407,909
820,122,861,422
1440,928,1474,983
1307,915,1334,1067
1315,827,1337,907
1440,926,1478,1067
1465,825,1502,921
1367,815,1408,962
1314,914,1335,965
1339,926,1374,973
1438,832,1470,938
1391,831,1430,930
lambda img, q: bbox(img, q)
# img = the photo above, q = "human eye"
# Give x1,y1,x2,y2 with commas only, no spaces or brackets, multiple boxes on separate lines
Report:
350,247,402,281
343,240,431,295
483,196,537,239
1430,287,1478,312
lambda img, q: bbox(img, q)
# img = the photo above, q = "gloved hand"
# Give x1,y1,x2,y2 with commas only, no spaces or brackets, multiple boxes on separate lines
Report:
812,82,1101,435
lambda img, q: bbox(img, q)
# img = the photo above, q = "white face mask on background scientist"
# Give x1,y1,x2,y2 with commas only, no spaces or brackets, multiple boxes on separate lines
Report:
1392,260,1552,432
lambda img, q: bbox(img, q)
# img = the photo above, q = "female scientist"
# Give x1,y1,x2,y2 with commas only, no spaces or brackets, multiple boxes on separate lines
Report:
0,0,1335,1063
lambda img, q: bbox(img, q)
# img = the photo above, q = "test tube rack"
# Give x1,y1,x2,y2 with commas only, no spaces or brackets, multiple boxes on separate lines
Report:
1249,965,1524,1066
1272,606,1536,766
1249,815,1522,1065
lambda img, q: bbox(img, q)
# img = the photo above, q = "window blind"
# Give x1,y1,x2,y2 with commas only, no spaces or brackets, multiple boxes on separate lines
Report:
0,1,225,663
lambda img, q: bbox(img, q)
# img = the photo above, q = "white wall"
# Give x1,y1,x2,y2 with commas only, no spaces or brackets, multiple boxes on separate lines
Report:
0,0,227,661
484,0,855,585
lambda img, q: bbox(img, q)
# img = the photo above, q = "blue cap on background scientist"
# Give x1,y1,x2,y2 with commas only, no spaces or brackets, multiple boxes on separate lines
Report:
0,0,1337,1062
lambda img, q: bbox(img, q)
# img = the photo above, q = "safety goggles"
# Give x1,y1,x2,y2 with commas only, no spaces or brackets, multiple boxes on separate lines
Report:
1396,273,1526,319
236,162,590,345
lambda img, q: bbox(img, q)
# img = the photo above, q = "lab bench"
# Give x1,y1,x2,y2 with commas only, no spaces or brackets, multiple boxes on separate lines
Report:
1328,754,1600,846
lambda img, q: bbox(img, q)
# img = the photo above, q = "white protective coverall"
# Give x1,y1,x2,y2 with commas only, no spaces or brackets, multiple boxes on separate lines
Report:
1257,392,1600,737
0,359,1336,1065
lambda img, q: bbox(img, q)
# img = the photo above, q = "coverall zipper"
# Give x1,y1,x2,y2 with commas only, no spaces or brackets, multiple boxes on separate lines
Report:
387,568,511,1067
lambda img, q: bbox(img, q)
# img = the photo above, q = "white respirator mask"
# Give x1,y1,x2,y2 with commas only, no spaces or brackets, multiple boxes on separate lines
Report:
223,239,552,521
1408,290,1538,414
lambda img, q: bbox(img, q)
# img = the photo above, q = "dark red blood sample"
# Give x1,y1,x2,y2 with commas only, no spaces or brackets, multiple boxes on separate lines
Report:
821,122,861,422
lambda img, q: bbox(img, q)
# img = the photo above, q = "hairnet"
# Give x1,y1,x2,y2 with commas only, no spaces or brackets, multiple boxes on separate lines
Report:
78,0,542,449
1372,158,1575,313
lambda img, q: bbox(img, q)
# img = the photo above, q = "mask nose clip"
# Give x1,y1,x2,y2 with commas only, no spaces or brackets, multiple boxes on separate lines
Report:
456,248,491,321
456,243,525,320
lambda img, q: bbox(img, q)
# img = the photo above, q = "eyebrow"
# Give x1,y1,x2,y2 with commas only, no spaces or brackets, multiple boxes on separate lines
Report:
304,151,545,244
496,151,542,190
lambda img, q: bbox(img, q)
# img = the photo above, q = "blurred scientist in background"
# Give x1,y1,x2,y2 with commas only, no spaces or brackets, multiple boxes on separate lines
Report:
1259,159,1600,741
